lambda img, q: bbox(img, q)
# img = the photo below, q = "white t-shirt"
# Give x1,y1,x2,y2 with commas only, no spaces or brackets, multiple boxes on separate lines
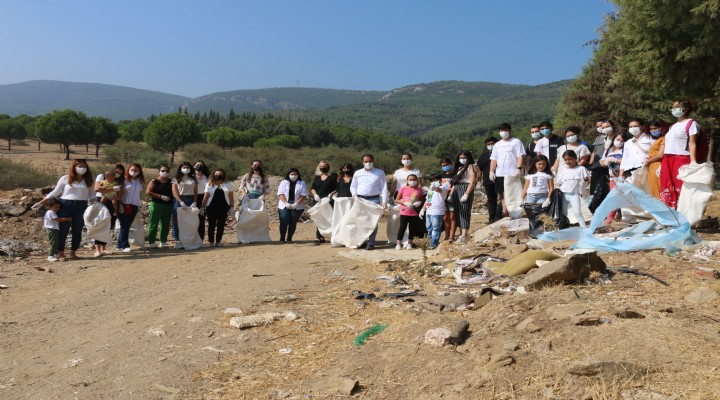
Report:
95,173,105,198
172,176,197,196
557,166,589,194
619,134,652,170
525,172,552,194
393,168,422,191
425,186,447,216
121,179,144,206
555,144,590,176
490,137,526,177
664,119,699,156
44,209,59,229
46,175,93,201
535,137,549,159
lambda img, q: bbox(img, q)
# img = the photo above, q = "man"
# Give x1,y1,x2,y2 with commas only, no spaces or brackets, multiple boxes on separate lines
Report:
526,125,541,170
477,136,503,223
534,121,564,168
350,153,388,250
588,118,612,195
489,123,526,217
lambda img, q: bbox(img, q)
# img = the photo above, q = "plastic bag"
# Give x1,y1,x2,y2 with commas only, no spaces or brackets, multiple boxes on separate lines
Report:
677,162,715,226
235,198,271,244
306,197,334,237
523,203,546,238
504,174,524,219
547,189,569,230
178,206,203,249
129,211,145,248
83,202,112,244
331,197,384,248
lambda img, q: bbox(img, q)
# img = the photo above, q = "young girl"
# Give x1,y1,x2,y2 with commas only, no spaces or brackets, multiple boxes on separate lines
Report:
201,169,234,247
556,150,589,228
600,133,624,223
522,155,554,204
421,174,447,250
395,174,424,250
171,162,198,248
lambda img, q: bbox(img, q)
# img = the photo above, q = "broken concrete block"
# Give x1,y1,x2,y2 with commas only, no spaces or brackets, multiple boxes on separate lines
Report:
490,351,515,366
546,304,589,320
424,327,452,347
568,359,649,381
519,252,607,291
684,287,718,303
448,320,470,345
615,307,645,319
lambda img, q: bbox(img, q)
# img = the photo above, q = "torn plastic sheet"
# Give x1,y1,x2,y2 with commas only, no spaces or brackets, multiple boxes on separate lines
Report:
537,182,700,252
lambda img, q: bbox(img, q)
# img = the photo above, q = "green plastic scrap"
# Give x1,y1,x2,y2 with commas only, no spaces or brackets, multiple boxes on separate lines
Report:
354,323,389,346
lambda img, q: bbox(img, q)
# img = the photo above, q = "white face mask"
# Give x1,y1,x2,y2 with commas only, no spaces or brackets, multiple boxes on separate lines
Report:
289,175,298,182
531,132,541,140
487,145,494,151
181,168,191,174
401,159,412,167
499,130,510,139
614,140,624,148
566,135,578,143
363,162,373,170
408,180,418,187
129,170,139,177
459,158,468,165
671,108,685,118
628,126,641,136
159,171,168,178
75,167,87,175
600,127,613,135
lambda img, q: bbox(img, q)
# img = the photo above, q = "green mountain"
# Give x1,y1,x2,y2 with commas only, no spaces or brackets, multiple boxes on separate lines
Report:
0,80,190,120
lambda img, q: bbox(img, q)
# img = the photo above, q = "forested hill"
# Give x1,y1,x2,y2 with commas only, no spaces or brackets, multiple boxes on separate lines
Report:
0,80,190,120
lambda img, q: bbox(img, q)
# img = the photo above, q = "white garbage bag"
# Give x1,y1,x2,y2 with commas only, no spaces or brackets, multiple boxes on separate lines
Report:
83,202,112,244
306,197,334,237
385,205,408,244
504,174,524,219
178,206,203,250
235,198,271,244
129,211,145,248
631,166,649,193
331,197,384,248
330,197,354,247
677,162,715,226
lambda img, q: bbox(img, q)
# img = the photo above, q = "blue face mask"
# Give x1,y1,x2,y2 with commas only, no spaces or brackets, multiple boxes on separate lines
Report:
650,129,662,137
442,165,452,172
541,128,551,136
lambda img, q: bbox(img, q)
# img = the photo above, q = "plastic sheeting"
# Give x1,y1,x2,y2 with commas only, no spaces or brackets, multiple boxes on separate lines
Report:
129,211,145,248
83,202,112,244
504,174,524,219
178,206,203,250
235,198,271,244
677,162,715,226
331,197,384,248
306,197,334,237
537,182,699,252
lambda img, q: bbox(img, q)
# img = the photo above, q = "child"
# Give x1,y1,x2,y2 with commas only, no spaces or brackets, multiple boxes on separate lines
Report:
44,198,72,262
98,169,121,216
420,174,447,250
522,155,554,204
556,150,589,228
395,174,424,250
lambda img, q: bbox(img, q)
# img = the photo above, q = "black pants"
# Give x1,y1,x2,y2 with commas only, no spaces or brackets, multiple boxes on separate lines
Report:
484,184,502,223
590,166,608,195
197,213,206,240
397,215,422,241
206,207,228,244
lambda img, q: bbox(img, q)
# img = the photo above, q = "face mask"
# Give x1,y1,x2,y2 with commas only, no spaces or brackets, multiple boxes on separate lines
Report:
159,171,168,178
401,159,412,167
566,135,578,143
671,108,685,118
614,140,624,148
531,132,541,140
650,129,662,137
600,127,613,135
252,166,262,172
441,165,452,172
430,181,440,189
364,162,373,170
181,168,191,174
628,126,641,136
289,175,298,182
487,145,494,151
319,167,329,173
129,171,138,177
408,181,418,187
214,175,223,180
597,127,604,134
75,167,87,175
342,170,350,175
541,128,551,136
459,158,468,165
499,131,510,139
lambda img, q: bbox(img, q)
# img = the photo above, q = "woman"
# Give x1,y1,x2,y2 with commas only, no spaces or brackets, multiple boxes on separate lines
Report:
277,168,308,243
146,164,173,249
201,168,234,247
439,157,455,241
450,151,479,243
93,163,125,256
171,161,198,249
600,132,624,224
553,126,591,177
389,153,423,199
117,163,144,253
660,99,700,209
336,163,354,198
619,118,652,179
310,160,337,244
194,160,210,240
644,119,667,199
239,160,270,200
33,159,95,260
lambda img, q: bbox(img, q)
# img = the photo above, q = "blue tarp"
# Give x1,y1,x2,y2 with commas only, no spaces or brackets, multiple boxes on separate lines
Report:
537,182,700,252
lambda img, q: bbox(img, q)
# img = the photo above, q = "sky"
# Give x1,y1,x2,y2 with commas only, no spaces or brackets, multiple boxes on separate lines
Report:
0,0,615,98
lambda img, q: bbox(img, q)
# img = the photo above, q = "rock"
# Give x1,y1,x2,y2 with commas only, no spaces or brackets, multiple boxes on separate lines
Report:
490,351,515,366
615,307,645,319
502,341,519,351
620,389,678,400
318,377,359,395
684,287,718,303
568,359,649,381
448,320,470,345
546,304,589,320
0,203,26,217
526,323,543,333
519,252,607,291
427,292,475,312
571,315,604,326
474,291,493,308
424,327,452,347
531,341,552,353
515,316,535,332
147,327,167,336
224,307,244,315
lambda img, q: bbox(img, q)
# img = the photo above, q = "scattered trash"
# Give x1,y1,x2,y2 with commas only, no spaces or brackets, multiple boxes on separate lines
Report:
146,327,167,337
0,284,8,289
693,266,720,279
608,267,669,286
354,323,389,346
352,290,378,301
252,274,274,277
448,320,470,345
63,357,85,368
278,348,293,355
691,241,720,261
425,292,475,312
229,311,297,329
424,327,452,347
519,252,607,291
489,250,561,277
382,290,419,299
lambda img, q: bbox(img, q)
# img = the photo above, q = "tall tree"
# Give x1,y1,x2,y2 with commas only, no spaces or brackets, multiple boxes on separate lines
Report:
89,116,120,158
34,109,92,160
205,126,240,151
118,118,149,142
0,118,27,151
143,113,202,164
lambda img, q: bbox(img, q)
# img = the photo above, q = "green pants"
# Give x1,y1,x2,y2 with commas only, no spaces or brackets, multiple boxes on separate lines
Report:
147,201,171,244
46,228,60,256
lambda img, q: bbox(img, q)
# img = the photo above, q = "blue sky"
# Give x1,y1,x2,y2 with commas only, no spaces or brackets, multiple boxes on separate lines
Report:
0,0,615,98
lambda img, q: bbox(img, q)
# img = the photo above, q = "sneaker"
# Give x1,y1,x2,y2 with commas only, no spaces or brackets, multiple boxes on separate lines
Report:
365,243,375,251
148,243,157,249
403,243,413,250
122,247,132,253
395,244,403,250
206,242,214,247
215,243,223,247
457,236,467,244
47,256,58,262
174,243,184,249
159,242,168,248
428,245,438,250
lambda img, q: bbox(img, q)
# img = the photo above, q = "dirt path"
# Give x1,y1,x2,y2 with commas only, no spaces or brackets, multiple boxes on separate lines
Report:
0,224,346,399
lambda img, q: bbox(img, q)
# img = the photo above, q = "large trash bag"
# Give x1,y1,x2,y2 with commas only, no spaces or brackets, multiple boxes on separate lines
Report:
677,162,715,226
83,202,112,244
523,203,546,238
178,206,203,249
330,197,354,247
547,189,570,230
235,198,271,244
588,175,609,214
385,205,409,244
306,197,334,237
504,174,524,219
331,197,384,248
129,211,145,248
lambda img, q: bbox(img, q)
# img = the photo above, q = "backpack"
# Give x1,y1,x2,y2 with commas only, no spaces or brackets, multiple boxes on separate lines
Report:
684,119,709,163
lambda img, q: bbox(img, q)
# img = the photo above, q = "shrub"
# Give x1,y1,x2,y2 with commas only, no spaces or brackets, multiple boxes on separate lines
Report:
0,158,56,190
104,140,168,168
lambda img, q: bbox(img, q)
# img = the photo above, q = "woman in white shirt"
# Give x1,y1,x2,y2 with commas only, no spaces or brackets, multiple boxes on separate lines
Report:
552,126,590,176
619,118,652,178
389,153,423,199
660,99,701,209
171,161,198,248
117,163,145,253
201,169,235,247
33,159,95,260
277,168,308,243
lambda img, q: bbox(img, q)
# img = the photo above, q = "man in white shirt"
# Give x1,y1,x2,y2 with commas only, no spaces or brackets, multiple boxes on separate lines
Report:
350,154,388,250
490,123,526,217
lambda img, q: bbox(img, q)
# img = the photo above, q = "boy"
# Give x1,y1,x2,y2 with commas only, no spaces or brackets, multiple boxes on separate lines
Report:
420,174,448,250
44,198,72,262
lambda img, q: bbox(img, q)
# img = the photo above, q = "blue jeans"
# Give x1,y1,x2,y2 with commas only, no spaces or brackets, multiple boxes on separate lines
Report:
278,208,304,241
172,195,195,240
425,214,443,247
117,204,138,249
59,199,87,251
526,193,547,204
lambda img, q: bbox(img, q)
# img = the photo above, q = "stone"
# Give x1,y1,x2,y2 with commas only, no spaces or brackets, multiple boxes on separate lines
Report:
526,323,543,333
224,307,244,315
0,203,26,217
319,377,359,395
546,304,589,320
571,315,604,326
424,327,452,347
490,351,515,366
615,308,645,319
147,327,167,336
568,359,649,381
448,320,470,345
515,316,535,332
531,341,552,353
684,287,718,303
502,341,519,351
620,389,678,400
519,252,607,291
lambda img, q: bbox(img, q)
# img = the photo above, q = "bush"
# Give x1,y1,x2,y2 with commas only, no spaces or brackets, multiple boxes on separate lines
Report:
104,140,168,168
10,139,28,146
0,158,56,190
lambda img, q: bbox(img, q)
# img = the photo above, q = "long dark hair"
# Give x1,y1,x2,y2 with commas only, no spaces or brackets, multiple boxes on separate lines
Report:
452,151,475,183
337,163,354,181
528,155,553,176
114,163,126,186
248,160,266,184
176,161,196,182
284,168,302,182
194,160,210,178
126,162,145,184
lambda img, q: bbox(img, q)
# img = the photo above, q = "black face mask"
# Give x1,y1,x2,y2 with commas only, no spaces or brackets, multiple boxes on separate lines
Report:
319,167,329,173
252,166,262,172
214,175,223,180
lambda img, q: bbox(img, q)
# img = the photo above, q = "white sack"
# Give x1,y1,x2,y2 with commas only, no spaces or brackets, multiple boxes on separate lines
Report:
178,206,203,249
235,198,271,244
331,197,384,248
677,162,715,226
504,174,524,219
631,166,649,193
83,202,112,244
306,197,334,237
129,211,145,248
330,197,354,247
385,205,408,244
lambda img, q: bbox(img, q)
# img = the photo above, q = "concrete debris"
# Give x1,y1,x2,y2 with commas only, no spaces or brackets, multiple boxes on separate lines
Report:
568,359,649,381
229,311,297,329
684,287,718,303
0,202,27,217
424,327,452,347
519,251,607,291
